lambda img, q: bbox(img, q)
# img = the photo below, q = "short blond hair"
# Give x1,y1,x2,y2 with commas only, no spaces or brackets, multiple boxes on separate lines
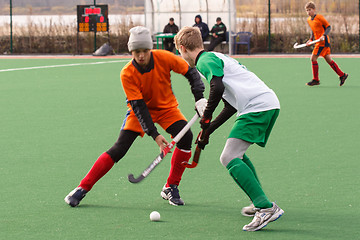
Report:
305,1,316,9
174,26,204,51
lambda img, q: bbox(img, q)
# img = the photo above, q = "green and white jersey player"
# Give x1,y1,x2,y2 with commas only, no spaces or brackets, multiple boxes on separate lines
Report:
174,26,284,232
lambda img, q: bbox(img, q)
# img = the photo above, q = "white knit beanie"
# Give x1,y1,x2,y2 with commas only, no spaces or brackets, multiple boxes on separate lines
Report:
127,26,153,52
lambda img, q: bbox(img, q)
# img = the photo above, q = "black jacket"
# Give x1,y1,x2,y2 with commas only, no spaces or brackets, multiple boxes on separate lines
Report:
163,23,179,34
210,22,227,40
193,15,209,41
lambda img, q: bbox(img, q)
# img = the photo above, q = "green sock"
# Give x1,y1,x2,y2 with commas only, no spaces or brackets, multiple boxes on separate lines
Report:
242,154,261,186
227,158,272,209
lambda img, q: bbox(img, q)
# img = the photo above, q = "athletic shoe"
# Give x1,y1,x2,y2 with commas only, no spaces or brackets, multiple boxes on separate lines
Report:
242,202,284,231
241,203,256,217
339,73,348,86
306,79,320,86
161,184,185,206
64,187,88,207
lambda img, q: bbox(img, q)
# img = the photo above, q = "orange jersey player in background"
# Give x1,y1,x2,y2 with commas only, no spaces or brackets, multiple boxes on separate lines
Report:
305,1,348,86
65,26,207,207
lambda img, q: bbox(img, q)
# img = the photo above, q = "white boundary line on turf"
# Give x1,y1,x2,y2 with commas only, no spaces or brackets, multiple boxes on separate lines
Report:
0,60,130,73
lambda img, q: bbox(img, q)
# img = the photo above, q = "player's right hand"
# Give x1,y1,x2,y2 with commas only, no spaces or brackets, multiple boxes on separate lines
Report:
155,135,169,153
195,130,210,150
200,116,211,130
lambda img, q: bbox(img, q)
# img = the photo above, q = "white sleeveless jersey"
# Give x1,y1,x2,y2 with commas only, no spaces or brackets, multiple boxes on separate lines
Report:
196,51,280,116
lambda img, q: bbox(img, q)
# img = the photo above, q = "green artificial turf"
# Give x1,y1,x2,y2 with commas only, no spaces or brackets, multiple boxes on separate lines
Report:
0,57,359,240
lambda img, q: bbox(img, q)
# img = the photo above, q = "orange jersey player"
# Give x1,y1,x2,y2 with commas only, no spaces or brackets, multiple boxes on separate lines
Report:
305,1,348,86
121,50,186,114
65,26,207,207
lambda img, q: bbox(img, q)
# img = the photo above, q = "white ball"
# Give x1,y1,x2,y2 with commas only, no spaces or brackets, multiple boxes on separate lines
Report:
150,211,161,221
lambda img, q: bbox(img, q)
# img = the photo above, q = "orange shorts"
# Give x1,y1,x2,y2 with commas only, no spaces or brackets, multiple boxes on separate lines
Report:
312,46,331,57
121,107,187,137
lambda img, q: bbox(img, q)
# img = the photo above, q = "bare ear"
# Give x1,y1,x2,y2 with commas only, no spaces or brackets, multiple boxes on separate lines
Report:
179,45,187,53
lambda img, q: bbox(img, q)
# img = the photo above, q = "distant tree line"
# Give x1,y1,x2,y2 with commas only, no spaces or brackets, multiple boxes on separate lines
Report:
237,0,358,16
0,0,144,7
0,0,144,14
1,0,358,15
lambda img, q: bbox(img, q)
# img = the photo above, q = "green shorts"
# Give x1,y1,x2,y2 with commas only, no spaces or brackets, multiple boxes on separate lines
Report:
228,109,280,147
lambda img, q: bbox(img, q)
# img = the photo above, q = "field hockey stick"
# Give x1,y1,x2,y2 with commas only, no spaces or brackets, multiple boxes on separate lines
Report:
128,113,199,183
181,129,208,168
182,145,201,168
293,39,321,49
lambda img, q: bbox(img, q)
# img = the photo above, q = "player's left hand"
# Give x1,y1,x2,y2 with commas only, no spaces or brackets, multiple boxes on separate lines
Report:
195,98,208,117
320,35,325,41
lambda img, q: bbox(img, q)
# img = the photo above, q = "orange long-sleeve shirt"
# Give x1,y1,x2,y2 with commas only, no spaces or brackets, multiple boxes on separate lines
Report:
307,14,331,47
121,50,190,111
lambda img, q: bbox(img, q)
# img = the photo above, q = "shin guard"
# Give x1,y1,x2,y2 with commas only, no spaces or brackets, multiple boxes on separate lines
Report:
227,158,272,209
329,60,344,77
312,61,319,81
166,147,191,187
79,152,115,191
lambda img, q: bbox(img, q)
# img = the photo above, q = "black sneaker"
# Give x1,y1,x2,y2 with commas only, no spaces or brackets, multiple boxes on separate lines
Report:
339,73,348,86
161,184,185,206
306,79,320,86
64,187,88,207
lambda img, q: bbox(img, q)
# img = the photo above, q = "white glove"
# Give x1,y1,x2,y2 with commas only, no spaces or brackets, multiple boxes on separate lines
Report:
195,98,208,117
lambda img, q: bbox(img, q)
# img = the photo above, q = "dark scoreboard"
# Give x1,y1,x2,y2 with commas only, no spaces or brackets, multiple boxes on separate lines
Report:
77,5,109,32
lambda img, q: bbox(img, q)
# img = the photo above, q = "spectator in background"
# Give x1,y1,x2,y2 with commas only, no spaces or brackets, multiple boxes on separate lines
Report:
163,17,179,52
193,15,209,42
207,17,227,51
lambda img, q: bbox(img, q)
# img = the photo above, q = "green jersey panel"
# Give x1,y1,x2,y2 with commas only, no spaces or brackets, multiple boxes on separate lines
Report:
195,51,280,116
196,52,224,83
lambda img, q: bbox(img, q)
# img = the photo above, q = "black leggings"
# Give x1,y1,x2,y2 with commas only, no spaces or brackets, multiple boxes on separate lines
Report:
106,120,193,162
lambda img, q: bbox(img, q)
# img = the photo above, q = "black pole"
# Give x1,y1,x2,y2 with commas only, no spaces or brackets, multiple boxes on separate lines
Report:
359,0,360,52
268,0,271,52
10,0,13,53
94,0,97,53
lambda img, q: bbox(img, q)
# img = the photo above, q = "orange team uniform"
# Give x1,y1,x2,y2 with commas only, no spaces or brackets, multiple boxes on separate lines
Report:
307,14,331,57
121,50,189,136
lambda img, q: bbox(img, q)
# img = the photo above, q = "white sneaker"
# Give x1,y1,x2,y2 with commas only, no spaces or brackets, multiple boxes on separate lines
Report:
160,184,184,206
242,202,284,231
241,203,256,217
64,187,87,207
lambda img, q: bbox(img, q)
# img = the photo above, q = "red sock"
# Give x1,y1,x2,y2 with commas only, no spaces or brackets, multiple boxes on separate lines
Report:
329,60,344,77
79,152,114,191
166,147,191,187
312,61,319,81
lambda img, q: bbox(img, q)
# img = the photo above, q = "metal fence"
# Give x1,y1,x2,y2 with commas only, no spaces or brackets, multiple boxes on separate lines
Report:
1,0,359,54
240,0,360,52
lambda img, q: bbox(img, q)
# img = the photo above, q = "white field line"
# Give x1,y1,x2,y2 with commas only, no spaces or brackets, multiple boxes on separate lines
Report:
0,60,130,73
